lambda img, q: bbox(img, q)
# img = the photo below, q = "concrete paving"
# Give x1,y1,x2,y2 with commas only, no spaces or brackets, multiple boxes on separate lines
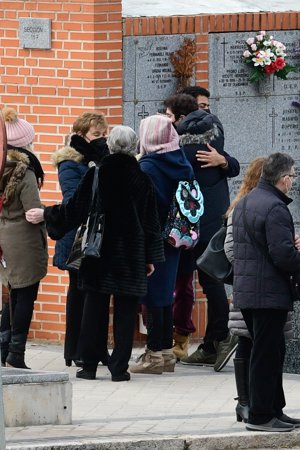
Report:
3,342,300,450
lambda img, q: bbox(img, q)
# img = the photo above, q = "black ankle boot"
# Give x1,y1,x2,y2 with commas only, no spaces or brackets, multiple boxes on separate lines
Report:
76,365,97,380
233,358,249,423
6,352,30,369
1,330,11,366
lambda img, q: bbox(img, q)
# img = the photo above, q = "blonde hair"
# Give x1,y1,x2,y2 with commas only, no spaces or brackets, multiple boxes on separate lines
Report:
72,112,108,136
226,156,266,216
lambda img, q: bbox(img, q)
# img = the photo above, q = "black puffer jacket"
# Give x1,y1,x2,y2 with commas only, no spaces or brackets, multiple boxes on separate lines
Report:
232,178,300,311
177,109,240,245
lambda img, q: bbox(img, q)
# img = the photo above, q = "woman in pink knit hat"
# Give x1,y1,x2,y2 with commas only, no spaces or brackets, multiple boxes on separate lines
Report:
130,114,195,375
0,107,48,369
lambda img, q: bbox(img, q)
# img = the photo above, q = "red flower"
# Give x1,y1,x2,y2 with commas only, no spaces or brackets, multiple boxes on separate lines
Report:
265,62,277,74
275,57,286,70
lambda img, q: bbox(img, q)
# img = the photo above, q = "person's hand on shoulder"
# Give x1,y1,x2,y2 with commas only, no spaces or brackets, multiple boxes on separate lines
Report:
196,143,228,169
295,234,300,251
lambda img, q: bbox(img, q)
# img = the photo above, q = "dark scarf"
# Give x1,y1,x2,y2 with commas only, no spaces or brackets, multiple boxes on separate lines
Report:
70,134,109,164
7,144,45,188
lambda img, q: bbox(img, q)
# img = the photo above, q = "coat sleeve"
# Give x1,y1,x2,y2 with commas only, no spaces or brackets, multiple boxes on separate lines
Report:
224,211,234,263
19,169,43,211
266,204,300,273
44,167,94,240
142,178,165,264
222,151,240,178
58,161,85,204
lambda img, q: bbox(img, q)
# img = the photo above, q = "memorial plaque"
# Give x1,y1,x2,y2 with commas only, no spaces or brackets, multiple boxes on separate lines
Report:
209,30,300,234
123,34,195,131
209,30,300,373
19,18,51,49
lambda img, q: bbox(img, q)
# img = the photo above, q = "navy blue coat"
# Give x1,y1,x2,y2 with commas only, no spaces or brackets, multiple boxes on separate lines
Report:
232,178,300,311
51,145,88,270
139,149,194,306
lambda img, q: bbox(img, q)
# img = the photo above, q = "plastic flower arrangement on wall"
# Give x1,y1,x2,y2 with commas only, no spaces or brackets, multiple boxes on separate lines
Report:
243,31,297,82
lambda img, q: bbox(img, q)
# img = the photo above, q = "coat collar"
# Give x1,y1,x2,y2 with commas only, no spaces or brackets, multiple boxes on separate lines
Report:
258,177,293,205
51,145,84,167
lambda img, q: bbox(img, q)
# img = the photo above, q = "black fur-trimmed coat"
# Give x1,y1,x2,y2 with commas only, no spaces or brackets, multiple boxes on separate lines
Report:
44,153,165,297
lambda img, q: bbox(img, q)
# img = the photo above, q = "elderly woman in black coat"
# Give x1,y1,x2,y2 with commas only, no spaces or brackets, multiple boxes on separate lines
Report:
26,125,164,382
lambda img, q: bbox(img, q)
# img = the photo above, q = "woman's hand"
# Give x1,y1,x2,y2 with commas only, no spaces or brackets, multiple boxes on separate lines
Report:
196,143,228,169
25,208,45,224
295,234,300,251
146,263,155,277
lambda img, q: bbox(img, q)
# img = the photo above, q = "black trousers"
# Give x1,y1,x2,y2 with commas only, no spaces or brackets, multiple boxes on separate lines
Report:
64,270,86,362
78,291,138,376
196,243,229,353
146,304,173,351
241,308,288,424
0,282,39,335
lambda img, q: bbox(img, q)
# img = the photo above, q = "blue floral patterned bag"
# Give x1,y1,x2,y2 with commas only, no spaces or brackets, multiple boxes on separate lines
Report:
162,180,204,249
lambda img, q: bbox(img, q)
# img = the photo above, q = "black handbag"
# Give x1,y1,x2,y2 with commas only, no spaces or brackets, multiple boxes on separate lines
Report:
66,166,104,271
196,224,233,285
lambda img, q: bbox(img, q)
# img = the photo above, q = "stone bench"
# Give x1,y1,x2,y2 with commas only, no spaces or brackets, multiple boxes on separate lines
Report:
1,368,72,427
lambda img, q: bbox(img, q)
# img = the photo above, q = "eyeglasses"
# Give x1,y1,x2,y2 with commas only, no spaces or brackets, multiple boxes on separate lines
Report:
284,174,297,179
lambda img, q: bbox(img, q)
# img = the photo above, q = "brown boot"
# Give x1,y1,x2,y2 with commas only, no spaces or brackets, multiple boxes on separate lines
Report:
172,332,189,360
130,349,164,374
162,348,176,372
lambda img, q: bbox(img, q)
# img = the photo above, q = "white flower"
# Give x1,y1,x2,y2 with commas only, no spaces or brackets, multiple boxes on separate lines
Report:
246,37,255,45
252,50,272,66
263,40,272,47
243,50,251,58
251,44,257,51
256,35,264,41
259,30,266,36
275,47,286,57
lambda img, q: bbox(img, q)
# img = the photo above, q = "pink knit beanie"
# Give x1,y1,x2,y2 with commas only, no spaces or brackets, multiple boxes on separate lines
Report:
2,107,35,148
139,115,179,156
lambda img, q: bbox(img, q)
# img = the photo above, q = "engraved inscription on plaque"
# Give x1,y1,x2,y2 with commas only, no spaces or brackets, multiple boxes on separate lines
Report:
19,18,51,49
209,31,300,234
123,34,195,131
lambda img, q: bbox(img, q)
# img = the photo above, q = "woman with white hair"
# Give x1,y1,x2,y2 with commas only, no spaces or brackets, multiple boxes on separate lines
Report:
26,125,164,381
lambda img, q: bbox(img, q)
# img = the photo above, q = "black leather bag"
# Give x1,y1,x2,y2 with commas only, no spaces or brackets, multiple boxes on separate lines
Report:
196,225,233,285
66,166,104,271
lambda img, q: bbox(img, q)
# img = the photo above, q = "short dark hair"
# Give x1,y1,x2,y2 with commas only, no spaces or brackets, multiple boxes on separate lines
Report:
164,94,198,121
262,152,295,185
181,86,210,99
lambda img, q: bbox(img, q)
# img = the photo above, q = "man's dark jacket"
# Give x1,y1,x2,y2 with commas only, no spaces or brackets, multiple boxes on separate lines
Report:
177,109,240,245
232,178,300,311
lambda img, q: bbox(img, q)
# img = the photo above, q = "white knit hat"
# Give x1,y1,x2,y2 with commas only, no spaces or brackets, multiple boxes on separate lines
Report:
2,107,35,148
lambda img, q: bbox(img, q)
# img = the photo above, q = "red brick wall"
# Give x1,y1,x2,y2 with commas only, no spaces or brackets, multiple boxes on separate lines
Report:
1,5,299,342
0,0,123,342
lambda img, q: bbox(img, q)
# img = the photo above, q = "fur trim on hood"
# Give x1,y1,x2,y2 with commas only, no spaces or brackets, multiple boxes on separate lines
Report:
1,149,30,205
51,145,84,167
179,123,220,146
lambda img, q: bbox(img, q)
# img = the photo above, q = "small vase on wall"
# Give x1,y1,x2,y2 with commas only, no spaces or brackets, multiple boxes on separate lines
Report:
257,75,273,96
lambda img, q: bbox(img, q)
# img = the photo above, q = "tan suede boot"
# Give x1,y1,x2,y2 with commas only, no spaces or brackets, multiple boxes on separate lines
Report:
162,348,176,372
130,349,164,374
172,332,189,360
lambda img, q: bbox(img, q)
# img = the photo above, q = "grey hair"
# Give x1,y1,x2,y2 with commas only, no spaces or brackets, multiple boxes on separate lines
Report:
107,125,137,156
262,152,295,185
